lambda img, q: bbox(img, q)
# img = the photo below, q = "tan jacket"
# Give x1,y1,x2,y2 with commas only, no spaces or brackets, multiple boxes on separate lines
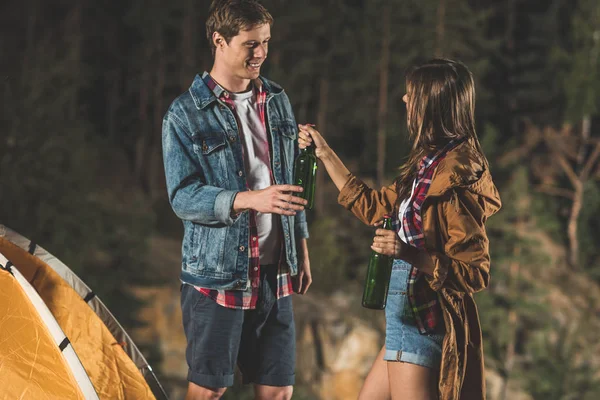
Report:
338,140,502,400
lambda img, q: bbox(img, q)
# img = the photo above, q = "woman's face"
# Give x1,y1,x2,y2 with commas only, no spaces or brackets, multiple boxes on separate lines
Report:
403,93,411,123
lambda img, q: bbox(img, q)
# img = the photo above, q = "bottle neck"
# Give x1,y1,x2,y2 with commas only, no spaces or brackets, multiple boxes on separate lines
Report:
382,217,393,230
301,146,315,155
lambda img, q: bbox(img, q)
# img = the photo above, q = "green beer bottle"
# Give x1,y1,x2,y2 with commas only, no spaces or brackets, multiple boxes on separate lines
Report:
293,145,317,210
362,215,395,309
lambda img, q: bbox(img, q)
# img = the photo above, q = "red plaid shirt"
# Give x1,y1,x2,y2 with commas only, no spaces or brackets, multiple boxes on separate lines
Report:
397,138,466,334
194,72,294,310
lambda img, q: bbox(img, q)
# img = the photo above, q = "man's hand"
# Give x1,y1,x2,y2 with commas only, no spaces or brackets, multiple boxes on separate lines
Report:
293,239,312,295
233,185,307,215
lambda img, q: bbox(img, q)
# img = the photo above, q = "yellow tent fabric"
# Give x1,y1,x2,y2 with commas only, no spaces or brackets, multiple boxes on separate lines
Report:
0,237,156,400
0,267,86,400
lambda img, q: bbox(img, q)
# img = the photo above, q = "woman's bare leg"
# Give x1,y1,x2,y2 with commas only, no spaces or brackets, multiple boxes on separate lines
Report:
387,361,438,400
358,346,391,400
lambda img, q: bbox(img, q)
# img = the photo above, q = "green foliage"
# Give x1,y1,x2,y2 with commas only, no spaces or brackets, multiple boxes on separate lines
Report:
222,382,318,400
2,0,600,398
306,216,349,293
578,182,600,280
522,313,600,400
0,0,157,335
553,0,600,122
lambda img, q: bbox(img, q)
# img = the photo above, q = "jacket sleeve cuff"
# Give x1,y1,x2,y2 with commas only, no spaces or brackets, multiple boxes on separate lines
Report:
337,175,366,209
294,211,310,239
295,221,309,239
214,189,240,226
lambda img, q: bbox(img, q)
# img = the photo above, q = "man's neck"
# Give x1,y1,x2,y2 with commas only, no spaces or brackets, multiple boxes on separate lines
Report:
209,66,252,93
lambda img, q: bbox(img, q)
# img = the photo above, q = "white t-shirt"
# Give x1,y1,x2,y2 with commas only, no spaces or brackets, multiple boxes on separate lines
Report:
230,89,281,264
398,178,418,245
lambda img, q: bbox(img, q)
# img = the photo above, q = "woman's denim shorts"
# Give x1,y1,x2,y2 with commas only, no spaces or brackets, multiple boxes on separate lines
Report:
383,259,445,369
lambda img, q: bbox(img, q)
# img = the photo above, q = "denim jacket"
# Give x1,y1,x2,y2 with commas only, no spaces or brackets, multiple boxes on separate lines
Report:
162,74,309,290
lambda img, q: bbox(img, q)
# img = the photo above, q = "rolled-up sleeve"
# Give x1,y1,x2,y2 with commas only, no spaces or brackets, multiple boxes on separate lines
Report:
294,210,309,239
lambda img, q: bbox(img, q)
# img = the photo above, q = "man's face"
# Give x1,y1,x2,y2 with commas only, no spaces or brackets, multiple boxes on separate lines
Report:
214,24,271,81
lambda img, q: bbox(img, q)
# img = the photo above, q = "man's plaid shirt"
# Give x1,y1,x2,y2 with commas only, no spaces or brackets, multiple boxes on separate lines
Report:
395,137,466,334
193,72,294,310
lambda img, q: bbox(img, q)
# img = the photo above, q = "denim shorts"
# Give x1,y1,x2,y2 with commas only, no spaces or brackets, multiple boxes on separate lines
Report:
383,259,445,369
180,265,295,388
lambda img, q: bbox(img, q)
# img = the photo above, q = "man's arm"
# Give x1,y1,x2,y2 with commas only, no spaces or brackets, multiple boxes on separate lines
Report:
294,238,312,294
163,113,308,225
162,113,239,226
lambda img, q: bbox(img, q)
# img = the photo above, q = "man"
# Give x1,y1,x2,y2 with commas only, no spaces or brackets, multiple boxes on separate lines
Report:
161,1,311,399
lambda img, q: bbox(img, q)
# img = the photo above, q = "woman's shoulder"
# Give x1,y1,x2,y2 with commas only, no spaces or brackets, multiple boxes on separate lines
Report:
428,140,499,204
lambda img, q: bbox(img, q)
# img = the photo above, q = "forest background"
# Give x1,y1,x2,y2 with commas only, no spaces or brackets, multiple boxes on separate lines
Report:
1,0,600,399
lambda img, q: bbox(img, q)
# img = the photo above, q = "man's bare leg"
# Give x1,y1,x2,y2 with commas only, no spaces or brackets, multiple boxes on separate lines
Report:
253,384,293,400
185,382,227,400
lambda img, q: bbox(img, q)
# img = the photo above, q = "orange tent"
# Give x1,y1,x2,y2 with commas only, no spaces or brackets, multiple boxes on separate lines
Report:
0,225,168,400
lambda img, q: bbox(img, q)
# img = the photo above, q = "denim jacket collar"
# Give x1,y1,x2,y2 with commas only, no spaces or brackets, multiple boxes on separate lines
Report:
189,72,284,110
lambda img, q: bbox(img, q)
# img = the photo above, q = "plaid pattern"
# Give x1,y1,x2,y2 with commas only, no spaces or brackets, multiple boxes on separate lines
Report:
194,72,294,310
399,138,466,333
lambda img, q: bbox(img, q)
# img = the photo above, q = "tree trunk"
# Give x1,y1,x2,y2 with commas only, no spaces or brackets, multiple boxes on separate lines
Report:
23,0,38,75
66,2,83,120
376,6,391,188
149,30,166,200
135,43,152,181
567,181,583,268
435,0,447,57
315,76,329,216
107,70,120,140
180,0,196,90
506,0,518,138
500,246,520,400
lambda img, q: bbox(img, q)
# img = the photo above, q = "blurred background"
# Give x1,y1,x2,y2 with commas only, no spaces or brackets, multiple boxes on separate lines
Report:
1,0,600,399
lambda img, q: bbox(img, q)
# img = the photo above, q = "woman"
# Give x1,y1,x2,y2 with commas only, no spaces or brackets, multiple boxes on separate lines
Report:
298,59,501,400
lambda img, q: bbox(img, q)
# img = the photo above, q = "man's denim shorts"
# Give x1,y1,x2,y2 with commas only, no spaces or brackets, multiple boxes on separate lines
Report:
180,265,295,388
383,259,445,369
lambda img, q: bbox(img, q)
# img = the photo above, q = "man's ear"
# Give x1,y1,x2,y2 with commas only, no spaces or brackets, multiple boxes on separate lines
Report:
213,32,225,50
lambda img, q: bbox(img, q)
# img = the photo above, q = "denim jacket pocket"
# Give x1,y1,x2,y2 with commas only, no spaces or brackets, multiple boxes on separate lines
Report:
193,135,227,155
188,223,233,278
192,134,228,185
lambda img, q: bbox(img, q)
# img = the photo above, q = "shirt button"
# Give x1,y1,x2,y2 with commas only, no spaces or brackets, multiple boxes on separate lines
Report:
229,135,236,143
223,91,229,98
254,267,259,271
238,170,243,177
239,245,245,252
252,237,257,242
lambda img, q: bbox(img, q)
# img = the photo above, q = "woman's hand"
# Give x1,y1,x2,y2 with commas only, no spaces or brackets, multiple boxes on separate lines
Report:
298,124,331,160
371,228,407,259
297,123,352,192
371,222,435,275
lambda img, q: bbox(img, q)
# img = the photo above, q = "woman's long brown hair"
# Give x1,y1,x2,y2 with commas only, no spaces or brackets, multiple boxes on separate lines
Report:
395,59,488,200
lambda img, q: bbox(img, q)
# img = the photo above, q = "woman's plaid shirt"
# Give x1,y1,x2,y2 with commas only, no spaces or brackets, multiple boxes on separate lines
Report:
396,138,466,334
193,73,294,310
